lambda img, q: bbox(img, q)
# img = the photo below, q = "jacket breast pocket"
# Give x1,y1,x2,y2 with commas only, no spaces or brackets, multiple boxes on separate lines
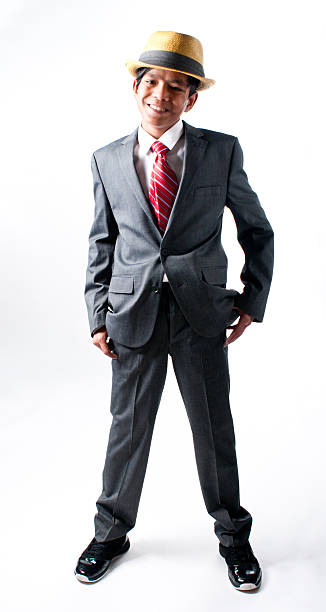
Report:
200,266,227,287
109,275,134,294
194,184,222,199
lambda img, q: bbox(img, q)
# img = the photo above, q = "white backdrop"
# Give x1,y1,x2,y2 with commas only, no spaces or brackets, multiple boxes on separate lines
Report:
1,1,325,610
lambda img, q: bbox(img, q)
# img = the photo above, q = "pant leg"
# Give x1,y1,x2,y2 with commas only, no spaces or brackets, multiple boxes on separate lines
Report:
166,284,253,547
94,286,170,542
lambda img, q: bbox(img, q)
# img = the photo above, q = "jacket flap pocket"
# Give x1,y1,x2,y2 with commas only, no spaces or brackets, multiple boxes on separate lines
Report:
109,275,134,294
195,184,221,197
201,266,227,285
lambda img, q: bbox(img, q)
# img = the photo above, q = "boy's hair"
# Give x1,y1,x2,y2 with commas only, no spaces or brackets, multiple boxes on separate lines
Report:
135,67,200,98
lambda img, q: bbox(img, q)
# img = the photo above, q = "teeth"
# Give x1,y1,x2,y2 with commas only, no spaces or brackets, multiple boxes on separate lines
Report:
150,104,166,112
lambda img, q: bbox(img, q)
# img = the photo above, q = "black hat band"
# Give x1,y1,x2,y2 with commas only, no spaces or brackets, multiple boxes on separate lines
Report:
138,50,205,78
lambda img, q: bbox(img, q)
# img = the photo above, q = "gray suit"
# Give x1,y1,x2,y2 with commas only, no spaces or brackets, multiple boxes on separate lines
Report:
84,120,274,546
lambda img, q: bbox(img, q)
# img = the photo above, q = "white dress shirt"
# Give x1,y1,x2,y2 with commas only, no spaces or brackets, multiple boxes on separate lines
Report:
133,119,185,282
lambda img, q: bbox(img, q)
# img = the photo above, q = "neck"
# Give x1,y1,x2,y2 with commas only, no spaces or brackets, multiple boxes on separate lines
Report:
140,119,180,139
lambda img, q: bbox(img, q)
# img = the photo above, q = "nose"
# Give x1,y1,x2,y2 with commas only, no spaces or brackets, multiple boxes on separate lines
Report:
153,81,169,101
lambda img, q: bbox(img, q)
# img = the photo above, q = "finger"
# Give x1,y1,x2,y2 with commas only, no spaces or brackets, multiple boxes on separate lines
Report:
93,339,110,355
106,337,118,359
224,332,238,347
224,333,240,347
223,325,247,347
99,341,111,356
93,338,117,358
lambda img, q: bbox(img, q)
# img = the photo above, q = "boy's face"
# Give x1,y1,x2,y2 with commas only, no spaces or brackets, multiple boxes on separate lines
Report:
133,68,198,137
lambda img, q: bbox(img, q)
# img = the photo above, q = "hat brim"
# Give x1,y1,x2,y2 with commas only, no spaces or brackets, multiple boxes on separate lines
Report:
125,59,215,91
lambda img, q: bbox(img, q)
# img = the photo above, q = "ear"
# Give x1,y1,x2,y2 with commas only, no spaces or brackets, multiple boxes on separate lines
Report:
132,79,138,94
184,91,198,113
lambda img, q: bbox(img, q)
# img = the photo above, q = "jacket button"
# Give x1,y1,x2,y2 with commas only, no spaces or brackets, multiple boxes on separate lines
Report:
153,287,160,294
161,249,168,256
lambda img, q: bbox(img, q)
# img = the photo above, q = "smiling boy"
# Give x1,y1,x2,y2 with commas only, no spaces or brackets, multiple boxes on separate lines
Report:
75,31,274,591
133,67,198,137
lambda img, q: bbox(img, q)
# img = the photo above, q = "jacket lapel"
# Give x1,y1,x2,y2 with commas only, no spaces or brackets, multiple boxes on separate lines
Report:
117,127,163,237
164,121,207,234
117,121,208,238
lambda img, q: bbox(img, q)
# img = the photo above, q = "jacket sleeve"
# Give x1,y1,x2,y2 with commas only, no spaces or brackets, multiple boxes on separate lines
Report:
84,153,119,337
226,138,274,322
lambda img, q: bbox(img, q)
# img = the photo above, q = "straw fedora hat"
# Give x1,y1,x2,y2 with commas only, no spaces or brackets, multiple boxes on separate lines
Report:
125,31,215,91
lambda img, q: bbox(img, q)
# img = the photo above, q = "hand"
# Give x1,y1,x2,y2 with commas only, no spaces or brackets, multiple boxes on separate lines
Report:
92,327,118,359
223,307,254,347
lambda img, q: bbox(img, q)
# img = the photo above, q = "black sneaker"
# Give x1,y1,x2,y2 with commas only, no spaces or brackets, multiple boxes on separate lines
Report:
219,541,262,591
74,535,130,583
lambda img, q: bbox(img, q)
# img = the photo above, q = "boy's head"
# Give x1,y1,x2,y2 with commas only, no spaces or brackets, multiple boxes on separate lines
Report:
126,31,215,137
132,67,199,137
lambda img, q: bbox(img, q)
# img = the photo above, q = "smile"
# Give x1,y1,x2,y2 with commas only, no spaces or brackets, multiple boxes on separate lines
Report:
147,104,168,113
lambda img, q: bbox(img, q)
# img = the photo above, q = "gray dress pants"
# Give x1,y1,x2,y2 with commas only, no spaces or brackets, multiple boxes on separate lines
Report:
94,282,253,547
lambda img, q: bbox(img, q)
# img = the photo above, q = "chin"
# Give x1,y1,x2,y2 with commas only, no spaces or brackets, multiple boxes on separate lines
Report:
147,111,174,124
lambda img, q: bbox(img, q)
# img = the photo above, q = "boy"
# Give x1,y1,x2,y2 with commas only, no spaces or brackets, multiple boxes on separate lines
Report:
75,31,274,591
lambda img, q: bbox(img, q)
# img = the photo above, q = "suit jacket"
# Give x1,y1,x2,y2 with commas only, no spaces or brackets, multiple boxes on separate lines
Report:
85,120,274,348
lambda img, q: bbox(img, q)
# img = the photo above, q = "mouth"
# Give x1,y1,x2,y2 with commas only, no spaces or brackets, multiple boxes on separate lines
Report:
147,103,169,114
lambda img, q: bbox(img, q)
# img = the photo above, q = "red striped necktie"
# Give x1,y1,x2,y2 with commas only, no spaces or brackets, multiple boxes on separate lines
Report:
148,140,179,235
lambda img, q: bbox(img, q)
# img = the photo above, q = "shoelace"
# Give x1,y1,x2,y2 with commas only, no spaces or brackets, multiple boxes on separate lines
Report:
224,544,256,565
81,536,125,561
81,538,107,561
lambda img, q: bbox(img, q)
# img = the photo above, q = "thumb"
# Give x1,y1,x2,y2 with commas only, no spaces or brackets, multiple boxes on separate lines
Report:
99,336,111,355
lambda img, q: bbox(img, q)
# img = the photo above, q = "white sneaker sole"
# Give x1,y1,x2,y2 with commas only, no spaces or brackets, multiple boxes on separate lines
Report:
233,571,262,591
237,582,261,591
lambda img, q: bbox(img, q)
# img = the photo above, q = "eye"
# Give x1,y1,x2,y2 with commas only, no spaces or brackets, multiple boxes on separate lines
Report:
146,79,156,85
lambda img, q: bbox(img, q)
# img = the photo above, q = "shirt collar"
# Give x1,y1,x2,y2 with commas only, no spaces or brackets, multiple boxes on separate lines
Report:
137,119,184,155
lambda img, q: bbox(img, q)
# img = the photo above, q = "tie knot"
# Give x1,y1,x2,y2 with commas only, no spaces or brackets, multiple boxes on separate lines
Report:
151,140,169,158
